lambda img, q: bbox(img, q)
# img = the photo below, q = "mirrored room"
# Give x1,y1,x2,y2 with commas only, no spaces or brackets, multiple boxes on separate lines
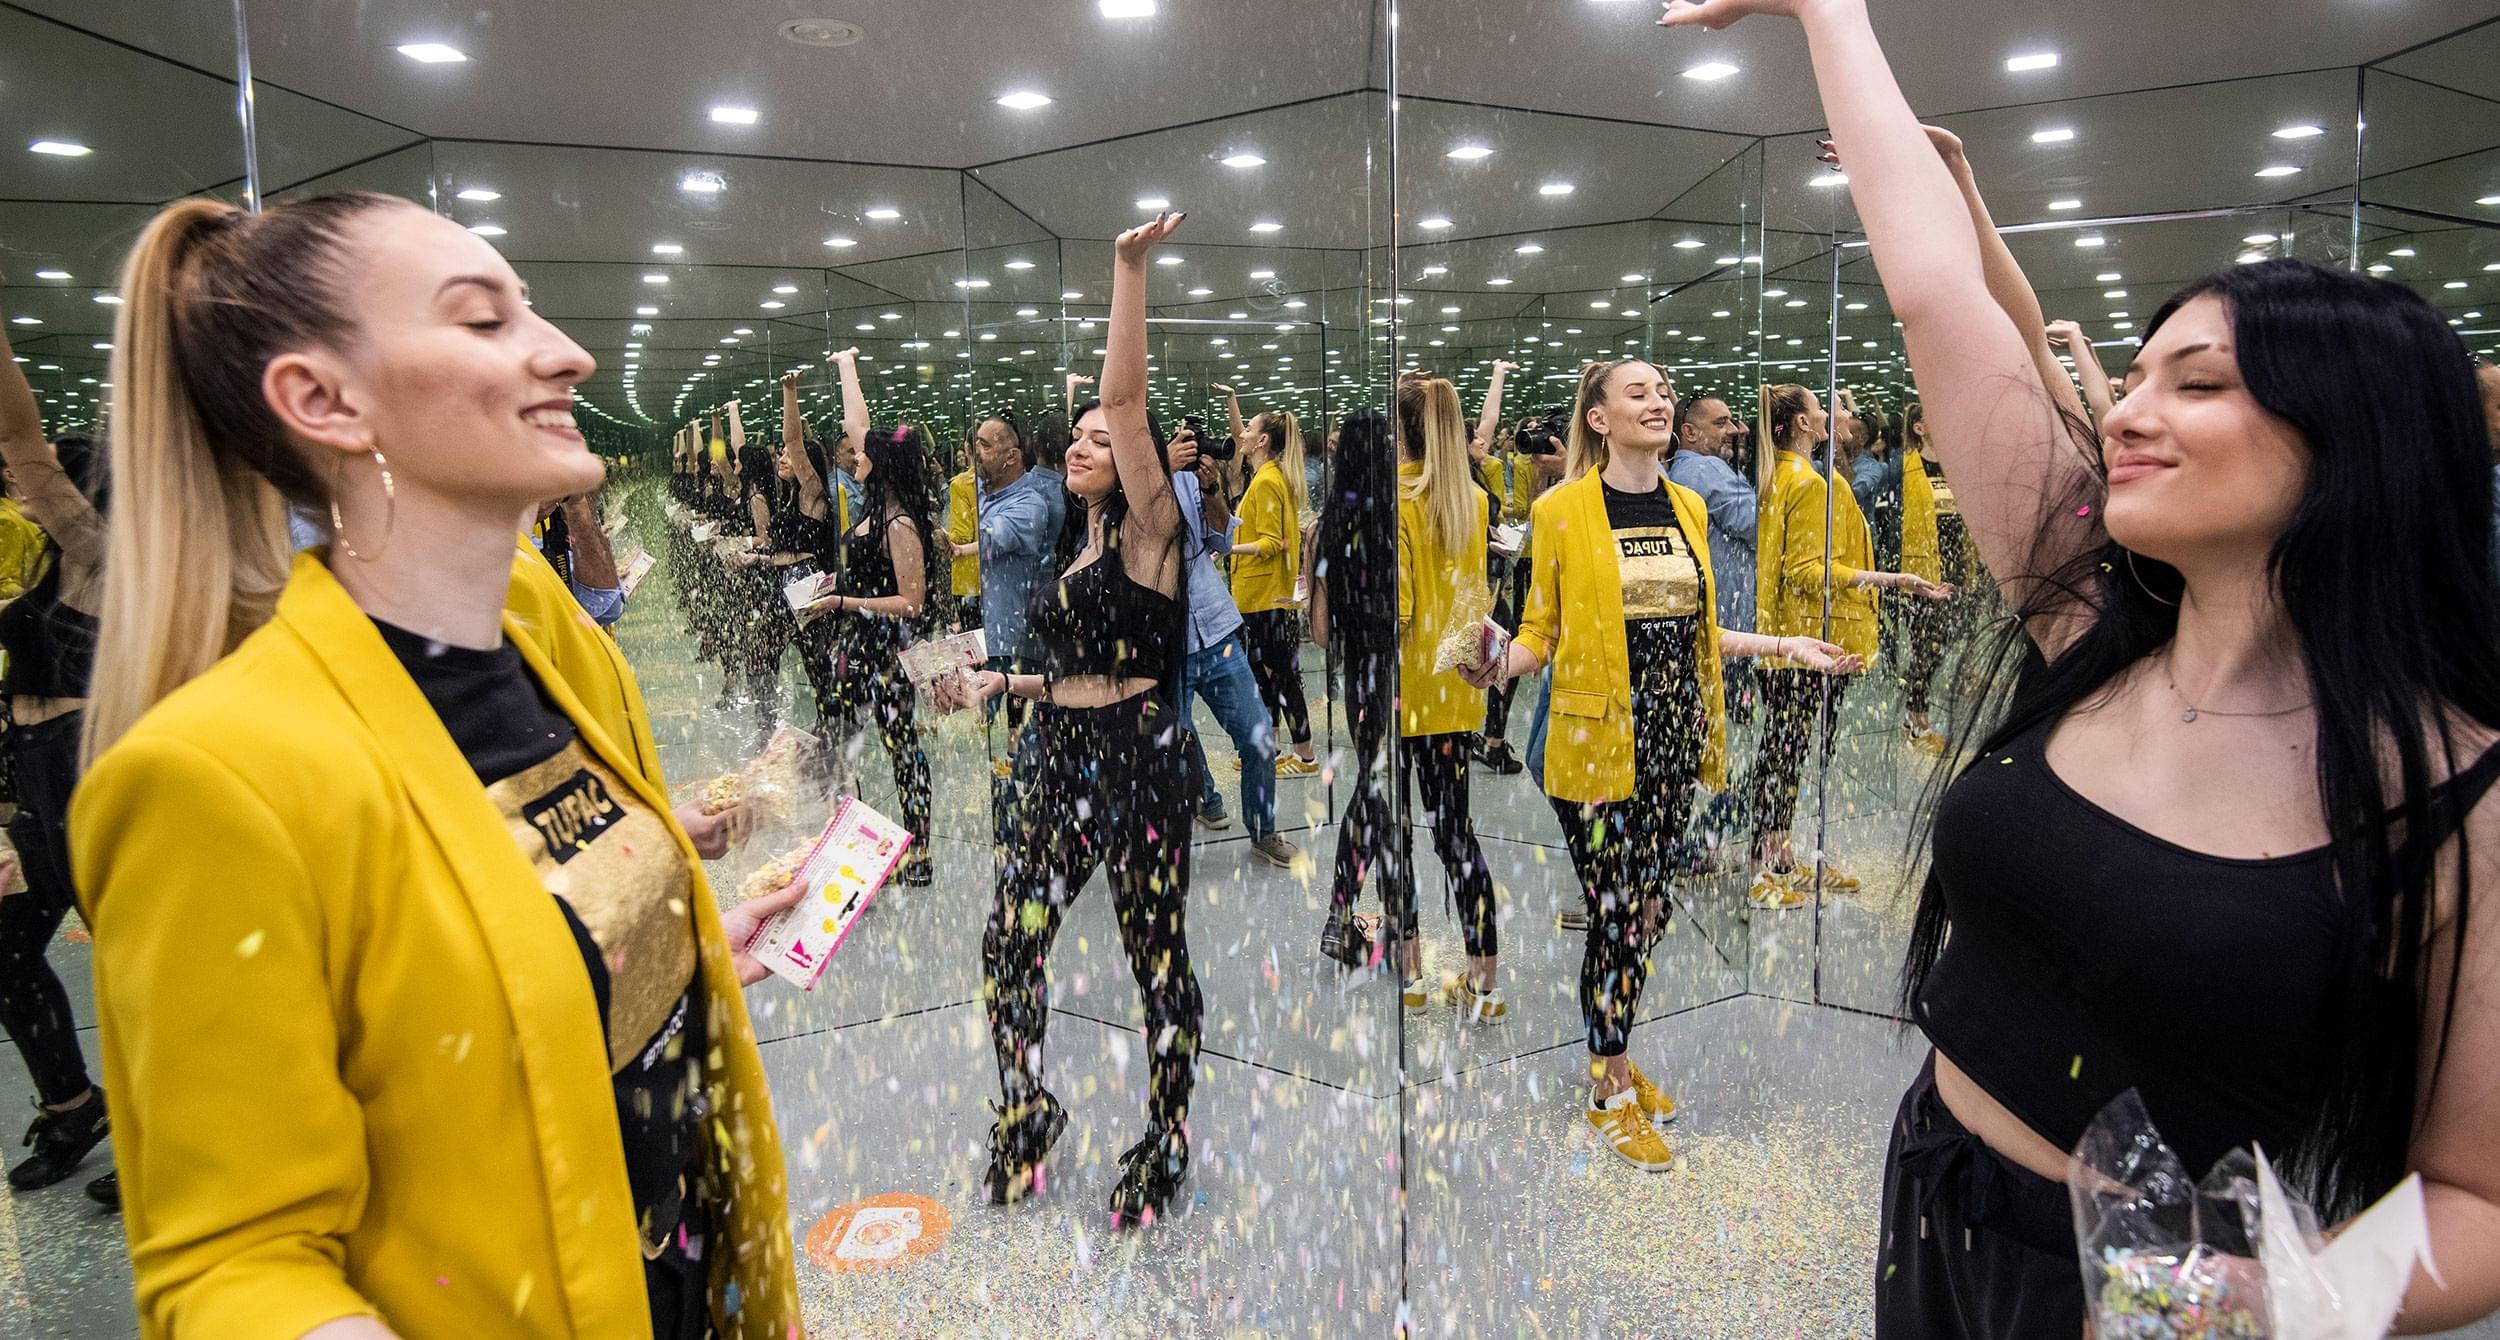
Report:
6,1,2500,1337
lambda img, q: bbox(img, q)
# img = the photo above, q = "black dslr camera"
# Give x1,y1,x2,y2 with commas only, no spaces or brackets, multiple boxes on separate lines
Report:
1182,414,1238,461
1513,407,1569,457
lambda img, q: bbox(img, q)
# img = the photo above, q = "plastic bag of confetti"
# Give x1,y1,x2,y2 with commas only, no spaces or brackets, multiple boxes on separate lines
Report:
687,727,821,842
2069,1091,2434,1340
1431,582,1507,676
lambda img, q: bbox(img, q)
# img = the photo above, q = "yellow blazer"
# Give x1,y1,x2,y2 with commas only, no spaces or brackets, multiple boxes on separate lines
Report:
1397,461,1491,738
70,548,800,1340
1757,451,1880,662
1229,460,1300,613
1900,448,1941,585
947,468,981,598
1515,470,1727,804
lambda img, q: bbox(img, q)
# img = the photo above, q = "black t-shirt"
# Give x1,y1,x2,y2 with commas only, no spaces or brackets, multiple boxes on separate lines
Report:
375,620,712,1339
1601,481,1705,686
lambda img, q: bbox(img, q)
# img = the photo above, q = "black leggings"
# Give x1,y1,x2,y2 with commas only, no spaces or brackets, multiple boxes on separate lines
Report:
1875,1053,2083,1338
1900,515,1973,719
0,712,92,1106
1328,643,1404,938
1482,557,1530,739
824,632,931,848
1548,663,1704,1058
1402,733,1495,959
1745,668,1853,845
1241,609,1312,747
985,694,1200,1133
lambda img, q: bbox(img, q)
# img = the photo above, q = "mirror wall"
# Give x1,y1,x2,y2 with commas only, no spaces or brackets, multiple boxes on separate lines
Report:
10,1,2500,1335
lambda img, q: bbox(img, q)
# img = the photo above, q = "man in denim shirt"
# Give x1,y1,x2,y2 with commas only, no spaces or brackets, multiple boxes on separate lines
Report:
1664,395,1760,880
1170,430,1298,868
977,424,1064,742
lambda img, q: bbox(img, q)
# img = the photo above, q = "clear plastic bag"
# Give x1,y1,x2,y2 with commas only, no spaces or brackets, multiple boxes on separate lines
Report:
687,727,823,848
2070,1091,2434,1340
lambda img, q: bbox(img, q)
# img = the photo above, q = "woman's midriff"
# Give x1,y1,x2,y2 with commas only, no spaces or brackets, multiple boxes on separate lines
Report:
1932,1050,2076,1185
11,695,82,728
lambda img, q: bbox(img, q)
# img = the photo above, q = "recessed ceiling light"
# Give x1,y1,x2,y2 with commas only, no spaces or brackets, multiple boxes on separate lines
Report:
1249,221,1284,234
28,141,92,157
2446,280,2471,290
643,274,669,284
1418,217,1455,231
1285,299,1308,309
1188,287,1213,296
2479,195,2500,207
1249,269,1277,280
468,224,507,236
92,342,111,351
823,236,858,249
996,91,1054,111
455,187,500,202
1682,62,1740,81
1101,0,1158,16
2242,233,2278,246
32,270,69,281
395,43,468,64
710,105,759,125
1155,255,1184,267
1621,273,1649,284
636,306,658,316
1590,300,1611,310
772,284,799,295
1672,238,1706,250
1004,259,1037,270
881,311,903,320
1487,277,1513,286
1135,195,1171,211
1221,153,1267,169
1446,144,1494,161
761,300,786,310
1536,182,1580,198
680,172,725,194
1060,291,1083,300
2273,124,2324,140
2255,165,2301,178
2049,198,2083,211
2031,127,2076,144
1515,243,1544,254
865,207,901,220
2096,272,2123,282
2005,51,2060,72
2390,247,2416,257
2104,288,2128,299
953,278,992,290
1419,265,1448,277
2075,235,2106,248
651,242,683,255
1810,172,1849,187
8,317,39,326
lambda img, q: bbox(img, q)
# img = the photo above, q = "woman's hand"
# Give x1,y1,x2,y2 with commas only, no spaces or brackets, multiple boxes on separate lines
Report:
1114,212,1185,266
1491,359,1519,376
2045,319,2091,352
722,877,812,987
1210,384,1236,396
1905,576,1956,600
1659,0,1835,30
826,346,859,370
934,669,1007,713
780,367,805,388
1781,636,1865,675
674,802,756,860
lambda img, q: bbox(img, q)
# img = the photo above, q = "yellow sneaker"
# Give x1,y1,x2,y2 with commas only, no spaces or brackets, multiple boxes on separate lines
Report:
1906,726,1947,756
1812,861,1862,893
1448,975,1507,1024
1274,753,1319,780
992,759,1014,781
1625,1062,1679,1125
1747,868,1807,911
1401,977,1430,1010
1586,1089,1675,1172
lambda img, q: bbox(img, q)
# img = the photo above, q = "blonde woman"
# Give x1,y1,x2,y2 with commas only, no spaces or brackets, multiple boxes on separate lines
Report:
1469,358,1853,1169
72,193,798,1338
1215,386,1317,777
1396,374,1501,1019
1744,382,1950,907
1896,401,1966,753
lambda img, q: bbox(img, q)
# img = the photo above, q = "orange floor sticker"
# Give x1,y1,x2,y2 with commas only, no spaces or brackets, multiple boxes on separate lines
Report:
803,1193,949,1275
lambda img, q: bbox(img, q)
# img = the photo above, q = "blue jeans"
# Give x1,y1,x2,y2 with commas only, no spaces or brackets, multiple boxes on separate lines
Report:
1525,666,1553,791
1177,632,1277,838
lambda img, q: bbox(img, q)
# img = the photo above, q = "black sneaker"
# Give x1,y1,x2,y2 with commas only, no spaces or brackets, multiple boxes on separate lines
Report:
1108,1127,1189,1229
1477,740,1524,775
1557,904,1589,933
983,1091,1069,1206
898,851,933,887
1319,906,1373,969
9,1089,107,1192
84,1171,118,1212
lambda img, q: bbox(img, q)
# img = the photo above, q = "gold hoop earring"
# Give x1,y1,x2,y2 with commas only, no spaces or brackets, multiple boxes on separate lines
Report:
2122,549,2178,608
329,445,396,563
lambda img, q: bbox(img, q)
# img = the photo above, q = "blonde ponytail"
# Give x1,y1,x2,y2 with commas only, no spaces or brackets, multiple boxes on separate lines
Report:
82,191,409,768
1757,383,1812,495
1274,410,1307,529
1396,375,1475,557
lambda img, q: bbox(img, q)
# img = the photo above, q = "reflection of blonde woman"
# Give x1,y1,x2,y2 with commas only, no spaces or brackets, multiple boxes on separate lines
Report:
1396,374,1500,1020
1469,359,1853,1170
1744,383,1950,907
74,192,798,1337
1216,386,1317,777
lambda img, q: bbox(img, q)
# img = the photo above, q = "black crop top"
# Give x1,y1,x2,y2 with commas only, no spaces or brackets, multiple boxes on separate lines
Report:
1028,530,1180,685
0,557,97,700
1917,711,2500,1181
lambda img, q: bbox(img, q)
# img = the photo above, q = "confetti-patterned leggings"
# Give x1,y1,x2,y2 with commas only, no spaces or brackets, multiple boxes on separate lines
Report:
1874,1053,2083,1337
0,713,91,1106
1327,642,1406,938
818,631,931,849
1899,515,1972,719
1745,668,1854,845
1402,733,1495,958
1241,609,1313,746
985,694,1201,1134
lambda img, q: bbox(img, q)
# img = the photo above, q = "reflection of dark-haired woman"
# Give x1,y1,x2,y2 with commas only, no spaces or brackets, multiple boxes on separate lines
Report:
0,311,113,1202
945,214,1198,1228
1313,408,1403,971
1669,1,2500,1332
798,348,935,884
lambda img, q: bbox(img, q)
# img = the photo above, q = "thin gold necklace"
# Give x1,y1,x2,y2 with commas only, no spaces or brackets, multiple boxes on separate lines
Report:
2162,654,2311,724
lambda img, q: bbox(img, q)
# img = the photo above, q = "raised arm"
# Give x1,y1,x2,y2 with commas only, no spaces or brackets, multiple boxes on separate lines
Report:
2048,319,2116,426
726,398,747,451
1065,372,1095,422
826,346,869,473
1211,384,1255,459
778,367,826,513
1102,215,1183,546
0,299,101,572
1474,360,1518,452
1666,0,2094,647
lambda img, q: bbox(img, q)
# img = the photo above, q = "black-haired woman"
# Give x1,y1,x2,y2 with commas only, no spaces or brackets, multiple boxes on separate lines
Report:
1665,0,2500,1331
1314,408,1404,970
0,310,113,1204
945,214,1199,1229
798,348,935,885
